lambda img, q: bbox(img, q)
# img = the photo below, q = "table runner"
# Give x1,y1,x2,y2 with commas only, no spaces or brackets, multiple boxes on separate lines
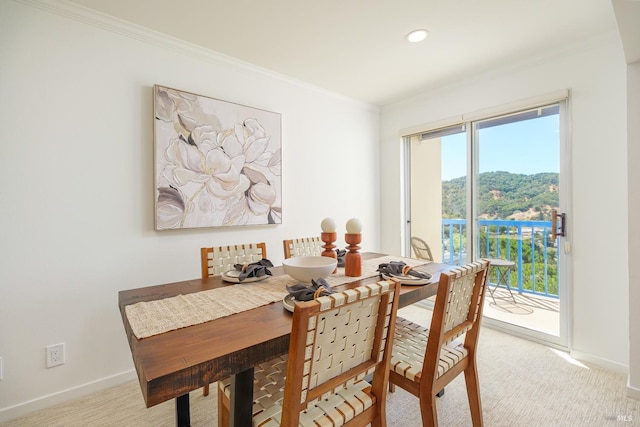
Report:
126,255,427,339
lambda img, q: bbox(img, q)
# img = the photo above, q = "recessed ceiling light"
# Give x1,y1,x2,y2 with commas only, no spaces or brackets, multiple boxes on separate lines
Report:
406,29,429,43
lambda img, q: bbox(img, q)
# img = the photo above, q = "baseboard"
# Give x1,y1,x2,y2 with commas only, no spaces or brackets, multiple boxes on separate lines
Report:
413,300,630,377
570,350,629,376
627,378,640,400
0,370,137,423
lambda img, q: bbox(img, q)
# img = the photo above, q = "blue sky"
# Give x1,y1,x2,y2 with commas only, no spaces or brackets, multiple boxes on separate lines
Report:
441,115,560,181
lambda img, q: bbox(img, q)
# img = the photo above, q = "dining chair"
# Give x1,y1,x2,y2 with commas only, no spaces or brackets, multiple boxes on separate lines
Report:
282,236,323,259
200,242,267,278
389,259,490,426
200,242,267,396
217,279,401,427
410,236,434,261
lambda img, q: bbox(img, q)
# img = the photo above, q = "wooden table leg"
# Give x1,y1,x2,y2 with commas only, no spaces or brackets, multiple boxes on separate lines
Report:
229,367,254,427
175,394,190,427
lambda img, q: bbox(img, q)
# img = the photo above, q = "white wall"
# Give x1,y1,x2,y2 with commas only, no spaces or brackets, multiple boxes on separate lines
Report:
0,1,380,420
380,34,630,371
409,136,443,261
627,61,640,398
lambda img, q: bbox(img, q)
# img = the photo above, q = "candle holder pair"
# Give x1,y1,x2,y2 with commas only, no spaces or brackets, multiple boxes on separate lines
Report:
320,218,361,277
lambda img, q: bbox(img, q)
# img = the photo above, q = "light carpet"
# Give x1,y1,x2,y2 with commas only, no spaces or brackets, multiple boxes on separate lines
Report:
2,305,638,426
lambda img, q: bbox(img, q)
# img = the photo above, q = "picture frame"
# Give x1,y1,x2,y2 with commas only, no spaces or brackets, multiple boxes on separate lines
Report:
153,85,282,230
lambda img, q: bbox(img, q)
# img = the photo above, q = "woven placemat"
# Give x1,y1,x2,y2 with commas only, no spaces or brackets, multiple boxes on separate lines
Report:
125,255,427,339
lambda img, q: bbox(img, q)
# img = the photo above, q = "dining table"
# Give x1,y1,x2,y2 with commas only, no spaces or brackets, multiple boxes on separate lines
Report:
118,252,454,427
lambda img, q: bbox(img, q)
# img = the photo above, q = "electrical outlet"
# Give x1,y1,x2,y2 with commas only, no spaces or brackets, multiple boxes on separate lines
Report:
46,343,65,368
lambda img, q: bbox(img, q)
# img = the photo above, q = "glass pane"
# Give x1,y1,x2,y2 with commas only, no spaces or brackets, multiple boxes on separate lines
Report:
474,104,560,336
441,131,468,265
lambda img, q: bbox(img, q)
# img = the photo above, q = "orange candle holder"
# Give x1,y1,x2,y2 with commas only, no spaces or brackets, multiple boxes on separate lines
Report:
344,233,362,277
321,232,338,273
321,232,337,258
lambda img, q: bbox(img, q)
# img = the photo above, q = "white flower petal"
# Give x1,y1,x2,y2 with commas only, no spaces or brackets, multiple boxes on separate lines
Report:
172,168,209,186
244,118,266,138
245,136,270,163
177,113,197,133
206,174,250,199
250,182,276,204
234,123,246,144
157,202,183,229
156,186,185,229
205,147,232,174
191,125,218,148
242,165,268,185
155,88,175,122
221,133,244,158
268,148,281,167
223,198,250,226
165,139,205,173
248,182,276,214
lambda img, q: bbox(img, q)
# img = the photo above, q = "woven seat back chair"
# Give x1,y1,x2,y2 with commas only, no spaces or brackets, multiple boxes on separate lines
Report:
410,236,434,261
218,279,401,427
200,242,267,278
389,260,490,426
283,236,323,259
199,242,267,396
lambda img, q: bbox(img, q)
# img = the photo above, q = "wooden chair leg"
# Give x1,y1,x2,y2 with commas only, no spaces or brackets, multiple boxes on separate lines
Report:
464,364,483,427
419,392,439,427
203,384,209,396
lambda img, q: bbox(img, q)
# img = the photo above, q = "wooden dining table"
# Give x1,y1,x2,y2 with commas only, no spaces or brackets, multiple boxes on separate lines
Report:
118,252,454,427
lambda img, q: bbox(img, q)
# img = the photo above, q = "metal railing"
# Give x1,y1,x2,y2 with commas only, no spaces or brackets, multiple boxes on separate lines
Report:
441,219,559,298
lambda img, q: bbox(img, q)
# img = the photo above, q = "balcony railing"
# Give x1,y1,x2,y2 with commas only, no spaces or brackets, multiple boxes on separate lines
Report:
441,219,559,298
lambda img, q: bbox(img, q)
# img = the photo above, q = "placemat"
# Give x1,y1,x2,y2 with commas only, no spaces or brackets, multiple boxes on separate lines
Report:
126,255,427,339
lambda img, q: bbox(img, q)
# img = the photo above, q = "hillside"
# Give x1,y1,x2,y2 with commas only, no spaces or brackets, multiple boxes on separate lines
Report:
442,171,559,220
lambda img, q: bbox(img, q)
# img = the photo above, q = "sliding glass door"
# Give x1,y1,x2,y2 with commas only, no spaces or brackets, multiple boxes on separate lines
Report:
405,101,569,347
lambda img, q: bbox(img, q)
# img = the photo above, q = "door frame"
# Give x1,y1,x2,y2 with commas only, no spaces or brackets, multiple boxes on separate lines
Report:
402,95,572,350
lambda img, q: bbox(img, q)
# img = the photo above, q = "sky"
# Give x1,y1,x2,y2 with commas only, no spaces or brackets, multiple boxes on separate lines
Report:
440,114,560,181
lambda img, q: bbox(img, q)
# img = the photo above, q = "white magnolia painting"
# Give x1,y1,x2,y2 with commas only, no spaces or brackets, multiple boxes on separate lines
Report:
153,85,282,230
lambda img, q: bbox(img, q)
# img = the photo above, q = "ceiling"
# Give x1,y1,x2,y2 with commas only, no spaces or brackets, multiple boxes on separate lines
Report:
68,0,619,106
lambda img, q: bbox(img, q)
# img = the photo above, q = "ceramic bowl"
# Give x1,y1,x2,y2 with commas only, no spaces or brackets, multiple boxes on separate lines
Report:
282,256,337,283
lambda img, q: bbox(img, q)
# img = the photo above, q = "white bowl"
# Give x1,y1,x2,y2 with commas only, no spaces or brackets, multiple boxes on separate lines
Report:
282,256,337,283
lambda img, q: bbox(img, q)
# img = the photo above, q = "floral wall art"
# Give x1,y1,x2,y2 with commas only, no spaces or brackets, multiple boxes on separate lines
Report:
153,85,282,230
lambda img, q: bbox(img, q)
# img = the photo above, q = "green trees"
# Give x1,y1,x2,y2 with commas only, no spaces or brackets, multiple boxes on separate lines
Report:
442,176,466,218
477,227,558,295
442,172,560,296
442,171,559,220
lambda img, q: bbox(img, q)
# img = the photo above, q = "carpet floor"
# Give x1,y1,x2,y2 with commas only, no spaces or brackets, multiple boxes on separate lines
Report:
2,305,638,426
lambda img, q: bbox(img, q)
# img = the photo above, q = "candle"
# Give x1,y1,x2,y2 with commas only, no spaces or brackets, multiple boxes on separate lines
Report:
321,217,336,233
346,217,362,234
